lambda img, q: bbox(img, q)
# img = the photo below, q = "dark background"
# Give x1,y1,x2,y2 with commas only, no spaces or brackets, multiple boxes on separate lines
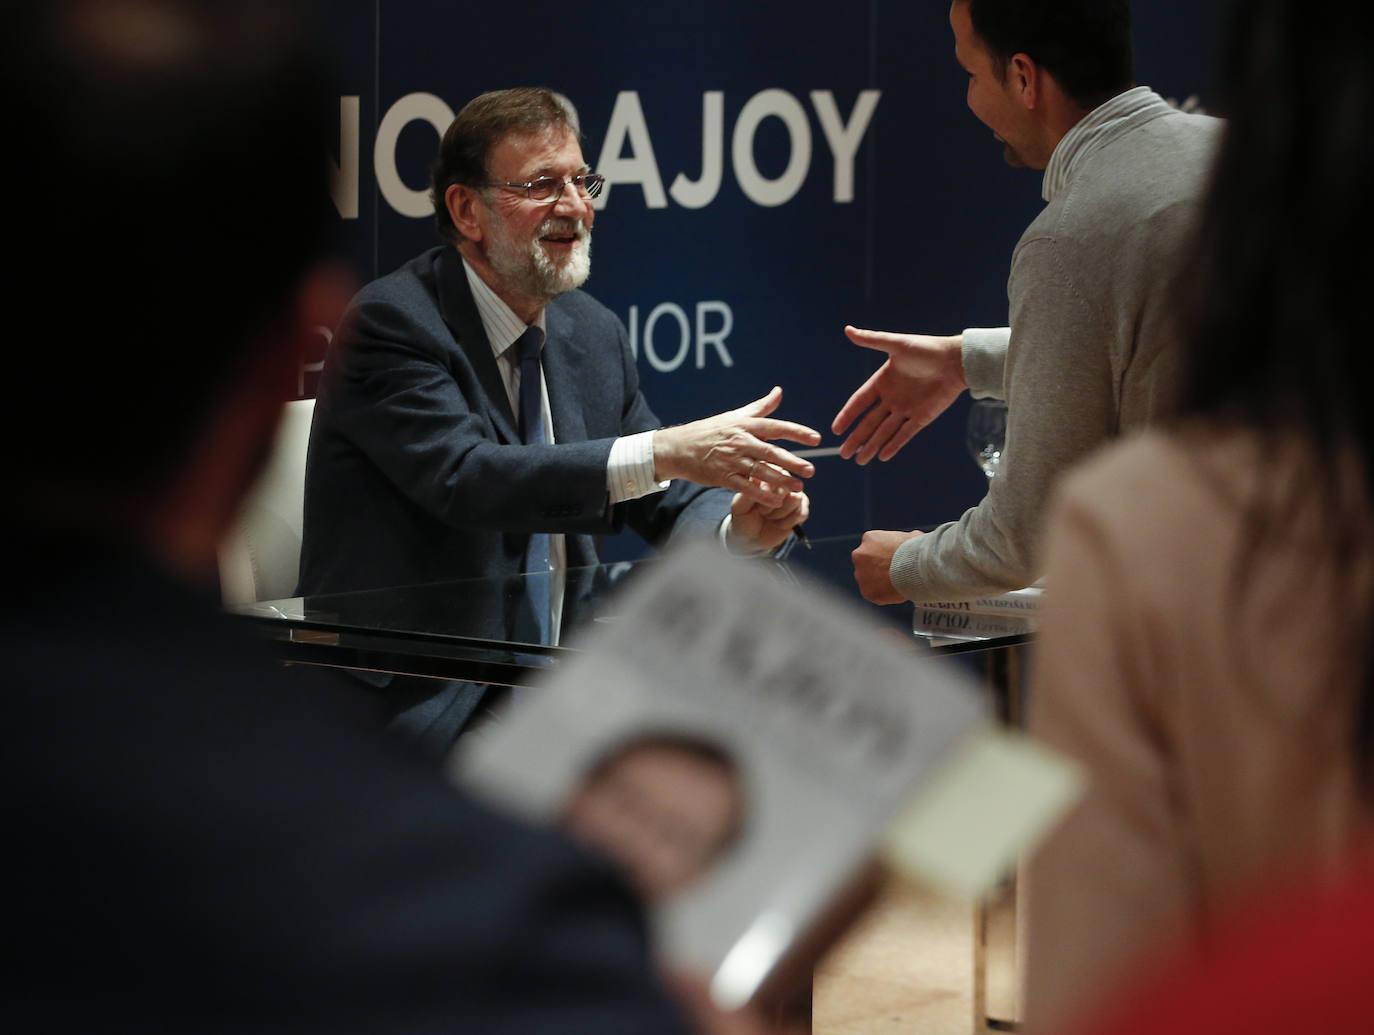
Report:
310,1,1223,560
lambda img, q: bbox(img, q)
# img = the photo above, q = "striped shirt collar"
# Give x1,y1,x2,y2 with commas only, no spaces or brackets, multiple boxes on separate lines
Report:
460,256,546,361
1042,86,1175,202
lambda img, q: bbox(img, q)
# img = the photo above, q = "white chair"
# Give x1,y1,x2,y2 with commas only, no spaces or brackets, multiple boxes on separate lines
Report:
218,397,316,606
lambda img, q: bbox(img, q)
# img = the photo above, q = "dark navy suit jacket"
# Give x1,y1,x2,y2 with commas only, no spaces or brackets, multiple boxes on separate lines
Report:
297,246,733,750
300,244,730,596
9,535,690,1033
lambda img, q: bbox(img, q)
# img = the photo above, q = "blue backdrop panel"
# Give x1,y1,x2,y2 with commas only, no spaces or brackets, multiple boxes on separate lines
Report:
315,1,1221,560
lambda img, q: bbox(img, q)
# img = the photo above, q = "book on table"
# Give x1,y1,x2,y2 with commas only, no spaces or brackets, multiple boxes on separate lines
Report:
920,582,1044,617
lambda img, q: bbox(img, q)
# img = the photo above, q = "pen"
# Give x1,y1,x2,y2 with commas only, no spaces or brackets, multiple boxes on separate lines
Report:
792,524,812,549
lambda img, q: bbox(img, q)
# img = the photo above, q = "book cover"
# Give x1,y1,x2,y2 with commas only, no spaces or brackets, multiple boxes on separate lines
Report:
913,606,1035,646
452,540,992,1014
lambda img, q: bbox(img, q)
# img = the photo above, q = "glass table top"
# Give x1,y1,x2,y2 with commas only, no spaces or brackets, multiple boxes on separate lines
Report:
230,535,1034,685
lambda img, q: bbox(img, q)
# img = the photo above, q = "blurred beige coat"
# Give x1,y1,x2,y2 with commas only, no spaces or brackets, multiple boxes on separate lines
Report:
1023,426,1374,1032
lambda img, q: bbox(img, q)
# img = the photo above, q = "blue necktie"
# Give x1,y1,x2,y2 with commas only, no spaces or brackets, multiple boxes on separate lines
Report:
516,326,552,644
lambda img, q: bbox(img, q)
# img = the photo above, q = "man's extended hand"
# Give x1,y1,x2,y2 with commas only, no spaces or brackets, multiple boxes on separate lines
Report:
655,387,821,507
851,529,924,604
831,327,968,464
728,485,810,553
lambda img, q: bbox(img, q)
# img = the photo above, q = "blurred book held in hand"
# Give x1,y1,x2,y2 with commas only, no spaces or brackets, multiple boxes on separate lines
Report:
453,544,1080,1017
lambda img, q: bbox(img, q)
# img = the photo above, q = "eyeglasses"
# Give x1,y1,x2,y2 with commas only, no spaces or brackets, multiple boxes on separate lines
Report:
484,172,605,204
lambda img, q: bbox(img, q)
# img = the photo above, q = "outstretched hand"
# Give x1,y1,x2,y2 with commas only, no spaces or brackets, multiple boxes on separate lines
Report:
831,326,967,464
655,387,822,507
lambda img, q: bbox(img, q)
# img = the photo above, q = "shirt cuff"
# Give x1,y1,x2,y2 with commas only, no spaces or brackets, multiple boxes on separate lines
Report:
607,430,669,504
961,326,1010,400
720,513,793,558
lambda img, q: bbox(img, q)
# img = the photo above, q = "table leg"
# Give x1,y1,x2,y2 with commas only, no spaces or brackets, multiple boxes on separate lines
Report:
973,644,1025,1033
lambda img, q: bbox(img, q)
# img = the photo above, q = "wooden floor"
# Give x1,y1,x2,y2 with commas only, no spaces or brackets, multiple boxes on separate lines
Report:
812,876,1020,1035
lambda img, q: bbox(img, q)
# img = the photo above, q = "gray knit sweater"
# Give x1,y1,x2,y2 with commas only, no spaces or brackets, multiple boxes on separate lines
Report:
890,87,1223,601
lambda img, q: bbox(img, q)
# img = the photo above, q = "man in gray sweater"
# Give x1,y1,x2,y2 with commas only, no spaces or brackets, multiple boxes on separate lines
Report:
837,0,1222,604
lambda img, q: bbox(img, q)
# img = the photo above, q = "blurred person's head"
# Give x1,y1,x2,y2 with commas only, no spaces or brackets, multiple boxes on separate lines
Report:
561,733,746,901
1176,0,1374,793
5,0,349,580
429,88,596,323
953,0,1135,169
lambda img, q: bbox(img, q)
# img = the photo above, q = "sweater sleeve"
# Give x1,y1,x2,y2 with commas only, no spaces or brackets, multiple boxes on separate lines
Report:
890,235,1120,600
961,326,1010,400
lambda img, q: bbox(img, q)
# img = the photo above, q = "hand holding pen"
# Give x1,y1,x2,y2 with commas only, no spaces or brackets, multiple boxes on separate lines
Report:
727,471,810,554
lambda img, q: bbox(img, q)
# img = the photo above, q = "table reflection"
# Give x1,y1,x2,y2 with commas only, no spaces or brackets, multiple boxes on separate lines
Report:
230,535,1033,684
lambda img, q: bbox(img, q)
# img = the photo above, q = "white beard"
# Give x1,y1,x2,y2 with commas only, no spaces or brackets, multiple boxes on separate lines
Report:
485,210,591,301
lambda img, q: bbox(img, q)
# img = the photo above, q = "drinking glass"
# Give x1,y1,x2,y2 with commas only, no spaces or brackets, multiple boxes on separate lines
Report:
965,399,1007,479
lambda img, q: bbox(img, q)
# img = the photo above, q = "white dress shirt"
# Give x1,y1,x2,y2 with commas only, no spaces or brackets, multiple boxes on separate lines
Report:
461,259,669,642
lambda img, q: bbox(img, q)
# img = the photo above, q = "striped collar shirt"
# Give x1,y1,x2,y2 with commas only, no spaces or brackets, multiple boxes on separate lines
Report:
459,258,664,503
461,258,552,436
461,258,567,641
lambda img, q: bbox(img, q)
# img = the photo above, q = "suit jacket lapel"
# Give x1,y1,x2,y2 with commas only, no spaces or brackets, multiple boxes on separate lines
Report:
435,246,520,444
542,298,589,446
544,302,605,560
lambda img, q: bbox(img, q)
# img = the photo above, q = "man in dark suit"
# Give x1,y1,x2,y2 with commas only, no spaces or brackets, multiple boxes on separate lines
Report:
5,3,794,1031
299,87,820,752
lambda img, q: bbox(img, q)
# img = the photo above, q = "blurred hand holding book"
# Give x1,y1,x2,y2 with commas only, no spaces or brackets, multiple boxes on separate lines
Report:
453,543,1080,1017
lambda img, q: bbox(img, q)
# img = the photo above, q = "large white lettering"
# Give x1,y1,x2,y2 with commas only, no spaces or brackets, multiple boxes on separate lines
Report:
732,89,812,208
811,89,881,203
597,92,668,210
341,88,882,219
595,88,881,210
628,301,736,372
374,92,454,218
329,96,361,219
668,92,725,209
696,301,734,368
